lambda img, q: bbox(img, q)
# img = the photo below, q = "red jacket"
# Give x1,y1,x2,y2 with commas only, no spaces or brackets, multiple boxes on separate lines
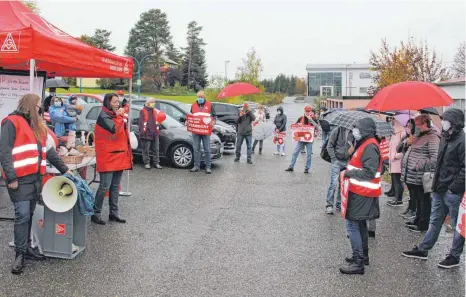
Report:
95,107,132,173
346,138,383,198
380,138,389,161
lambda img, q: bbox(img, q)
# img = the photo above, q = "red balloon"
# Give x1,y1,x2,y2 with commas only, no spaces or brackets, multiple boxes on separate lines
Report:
156,111,166,123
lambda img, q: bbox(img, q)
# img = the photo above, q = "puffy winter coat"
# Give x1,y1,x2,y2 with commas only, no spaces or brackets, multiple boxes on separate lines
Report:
274,106,287,132
49,104,75,137
389,127,405,174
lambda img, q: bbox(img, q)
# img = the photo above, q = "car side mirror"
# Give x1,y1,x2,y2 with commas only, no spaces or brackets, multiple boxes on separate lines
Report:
179,115,186,123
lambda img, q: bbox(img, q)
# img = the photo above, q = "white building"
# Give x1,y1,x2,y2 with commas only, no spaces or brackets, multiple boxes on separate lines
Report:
305,64,375,97
435,77,465,112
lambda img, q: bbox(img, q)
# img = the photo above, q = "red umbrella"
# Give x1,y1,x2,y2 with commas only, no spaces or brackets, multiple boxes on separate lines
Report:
217,83,261,99
365,81,454,111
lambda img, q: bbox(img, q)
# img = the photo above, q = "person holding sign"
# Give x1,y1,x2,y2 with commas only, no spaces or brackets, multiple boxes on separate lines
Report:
189,91,216,174
0,94,72,275
339,118,381,275
402,108,465,269
139,98,163,170
285,106,318,173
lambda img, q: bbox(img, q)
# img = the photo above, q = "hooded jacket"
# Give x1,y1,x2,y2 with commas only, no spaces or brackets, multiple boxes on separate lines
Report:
327,127,354,162
432,108,465,194
49,103,75,137
274,106,287,132
344,117,381,221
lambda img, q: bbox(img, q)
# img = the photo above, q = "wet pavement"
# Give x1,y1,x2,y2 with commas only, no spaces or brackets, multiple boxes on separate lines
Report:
0,99,464,297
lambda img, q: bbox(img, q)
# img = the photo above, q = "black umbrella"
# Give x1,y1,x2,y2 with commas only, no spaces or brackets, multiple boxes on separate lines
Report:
46,79,70,89
419,107,440,116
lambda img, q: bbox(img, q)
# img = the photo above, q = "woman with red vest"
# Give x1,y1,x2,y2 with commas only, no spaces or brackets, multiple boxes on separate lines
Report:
138,97,162,169
0,94,70,275
91,93,132,225
340,117,382,275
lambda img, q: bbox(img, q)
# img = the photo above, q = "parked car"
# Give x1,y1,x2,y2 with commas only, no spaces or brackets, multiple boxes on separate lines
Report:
125,98,237,152
208,102,241,130
77,104,223,168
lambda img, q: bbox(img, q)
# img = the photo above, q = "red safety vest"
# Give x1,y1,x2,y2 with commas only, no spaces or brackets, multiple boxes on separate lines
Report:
299,116,312,126
1,115,47,178
191,101,212,114
380,138,389,161
141,108,158,133
346,138,383,198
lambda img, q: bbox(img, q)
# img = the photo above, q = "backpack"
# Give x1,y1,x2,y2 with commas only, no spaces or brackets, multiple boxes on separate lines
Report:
320,128,340,163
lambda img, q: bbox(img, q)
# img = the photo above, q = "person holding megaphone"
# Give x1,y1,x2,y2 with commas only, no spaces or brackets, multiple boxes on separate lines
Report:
0,94,72,275
91,93,133,225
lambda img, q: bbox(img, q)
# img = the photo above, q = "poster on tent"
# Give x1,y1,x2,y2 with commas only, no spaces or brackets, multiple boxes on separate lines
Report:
0,71,45,125
457,193,466,238
291,124,315,143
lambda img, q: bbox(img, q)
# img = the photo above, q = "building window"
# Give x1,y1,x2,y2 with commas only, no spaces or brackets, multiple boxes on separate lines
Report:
359,72,371,79
308,72,343,96
359,87,368,94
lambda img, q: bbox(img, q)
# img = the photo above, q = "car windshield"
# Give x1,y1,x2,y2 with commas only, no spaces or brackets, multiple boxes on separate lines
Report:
160,111,183,128
180,103,191,113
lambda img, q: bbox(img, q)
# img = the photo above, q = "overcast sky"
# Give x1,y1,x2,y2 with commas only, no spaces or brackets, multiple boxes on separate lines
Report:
39,0,465,80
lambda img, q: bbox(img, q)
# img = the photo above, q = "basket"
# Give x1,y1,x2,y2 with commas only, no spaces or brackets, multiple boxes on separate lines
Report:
76,132,96,157
60,154,84,164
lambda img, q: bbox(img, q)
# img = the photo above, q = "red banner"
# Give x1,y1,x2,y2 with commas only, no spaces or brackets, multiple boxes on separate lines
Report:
186,114,213,136
457,193,466,238
291,124,315,143
340,170,350,218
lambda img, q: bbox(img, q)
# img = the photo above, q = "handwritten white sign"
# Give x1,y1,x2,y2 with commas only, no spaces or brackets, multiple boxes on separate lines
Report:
0,74,44,124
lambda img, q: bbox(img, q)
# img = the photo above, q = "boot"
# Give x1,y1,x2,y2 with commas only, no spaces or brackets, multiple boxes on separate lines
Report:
345,249,369,265
259,148,262,155
11,251,25,275
25,246,46,260
91,215,106,225
340,255,365,275
109,214,126,223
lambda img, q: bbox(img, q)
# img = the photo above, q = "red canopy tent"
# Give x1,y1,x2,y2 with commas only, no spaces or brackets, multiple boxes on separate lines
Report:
0,1,134,79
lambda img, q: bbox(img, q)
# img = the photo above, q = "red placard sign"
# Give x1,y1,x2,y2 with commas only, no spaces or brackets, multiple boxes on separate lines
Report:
186,114,213,136
272,132,286,146
291,124,315,143
55,224,66,235
457,193,466,238
340,170,350,218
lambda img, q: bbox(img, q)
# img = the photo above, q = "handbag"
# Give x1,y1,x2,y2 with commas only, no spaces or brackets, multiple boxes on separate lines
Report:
320,128,340,163
422,163,434,193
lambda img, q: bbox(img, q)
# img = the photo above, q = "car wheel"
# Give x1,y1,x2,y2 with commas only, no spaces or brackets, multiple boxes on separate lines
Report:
170,143,194,168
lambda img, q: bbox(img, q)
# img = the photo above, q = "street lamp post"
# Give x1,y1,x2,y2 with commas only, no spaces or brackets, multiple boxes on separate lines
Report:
130,54,156,99
224,60,230,83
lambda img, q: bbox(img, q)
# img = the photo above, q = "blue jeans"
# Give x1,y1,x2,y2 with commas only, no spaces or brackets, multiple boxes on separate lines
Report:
276,143,285,153
13,200,36,253
192,134,211,169
94,170,123,216
346,220,369,259
289,142,313,169
236,135,252,159
419,192,465,260
325,160,346,208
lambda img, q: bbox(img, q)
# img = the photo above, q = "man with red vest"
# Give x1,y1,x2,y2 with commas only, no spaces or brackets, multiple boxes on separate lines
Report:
190,91,216,174
340,117,381,275
138,98,162,169
285,106,318,173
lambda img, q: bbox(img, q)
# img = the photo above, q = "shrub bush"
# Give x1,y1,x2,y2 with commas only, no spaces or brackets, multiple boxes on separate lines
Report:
160,82,193,96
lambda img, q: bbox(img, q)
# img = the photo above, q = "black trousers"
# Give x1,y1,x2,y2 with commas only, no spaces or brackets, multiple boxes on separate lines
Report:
391,173,403,201
406,183,431,230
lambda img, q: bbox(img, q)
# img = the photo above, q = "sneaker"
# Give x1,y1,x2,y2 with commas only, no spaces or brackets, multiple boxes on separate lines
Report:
144,164,150,169
153,164,162,169
206,168,212,174
247,159,253,164
285,167,294,172
304,168,309,173
384,190,395,197
405,221,416,227
273,152,280,155
408,226,425,233
402,211,416,220
438,255,460,269
387,199,403,206
234,157,240,162
190,167,200,172
402,246,428,260
281,152,286,156
326,206,333,214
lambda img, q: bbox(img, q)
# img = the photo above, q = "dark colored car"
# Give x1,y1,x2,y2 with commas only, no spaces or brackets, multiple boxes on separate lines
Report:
128,98,237,152
210,102,241,130
77,104,223,168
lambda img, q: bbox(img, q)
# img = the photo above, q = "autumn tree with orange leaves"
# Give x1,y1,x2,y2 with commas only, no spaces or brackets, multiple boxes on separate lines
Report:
368,38,450,95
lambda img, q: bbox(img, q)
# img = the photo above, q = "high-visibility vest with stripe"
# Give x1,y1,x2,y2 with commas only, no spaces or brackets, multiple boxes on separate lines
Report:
380,138,389,161
347,138,383,198
141,108,158,133
2,115,47,178
191,101,212,114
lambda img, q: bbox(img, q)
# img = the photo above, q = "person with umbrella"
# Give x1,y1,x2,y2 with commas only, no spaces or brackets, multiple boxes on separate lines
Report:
340,118,382,275
386,116,406,207
285,106,318,173
402,108,465,269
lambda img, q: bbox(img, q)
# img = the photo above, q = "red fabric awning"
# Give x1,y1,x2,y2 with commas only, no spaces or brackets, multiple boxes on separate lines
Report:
0,1,133,78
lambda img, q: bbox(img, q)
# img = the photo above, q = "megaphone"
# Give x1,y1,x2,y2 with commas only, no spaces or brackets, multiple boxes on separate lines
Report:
42,176,78,213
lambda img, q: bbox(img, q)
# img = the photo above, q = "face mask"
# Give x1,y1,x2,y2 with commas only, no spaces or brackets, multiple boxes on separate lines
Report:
441,120,451,132
149,103,155,108
352,128,362,140
197,98,205,104
277,111,282,115
54,102,61,107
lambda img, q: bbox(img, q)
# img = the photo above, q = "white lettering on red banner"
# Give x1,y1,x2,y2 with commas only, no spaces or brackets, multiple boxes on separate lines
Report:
55,224,66,235
457,193,466,238
186,114,213,135
0,33,19,52
101,57,127,73
291,124,315,143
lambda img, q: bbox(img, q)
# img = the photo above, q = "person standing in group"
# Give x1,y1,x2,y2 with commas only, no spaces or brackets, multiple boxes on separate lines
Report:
0,94,71,274
92,93,133,225
285,106,318,173
340,118,381,275
139,98,162,170
49,97,76,138
273,106,287,156
397,119,416,219
325,126,354,214
252,104,266,155
190,91,216,174
386,117,406,206
234,103,256,164
402,108,465,269
402,114,440,233
319,112,331,145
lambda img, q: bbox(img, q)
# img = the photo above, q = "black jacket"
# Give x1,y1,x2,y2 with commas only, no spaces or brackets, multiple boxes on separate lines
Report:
344,118,381,221
432,109,465,194
0,112,69,202
274,106,287,132
236,110,256,136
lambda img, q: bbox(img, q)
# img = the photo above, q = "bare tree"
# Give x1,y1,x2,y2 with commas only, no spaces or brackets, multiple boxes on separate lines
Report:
452,42,465,78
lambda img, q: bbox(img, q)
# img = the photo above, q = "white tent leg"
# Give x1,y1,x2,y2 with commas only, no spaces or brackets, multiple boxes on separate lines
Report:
120,78,133,197
29,59,35,93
